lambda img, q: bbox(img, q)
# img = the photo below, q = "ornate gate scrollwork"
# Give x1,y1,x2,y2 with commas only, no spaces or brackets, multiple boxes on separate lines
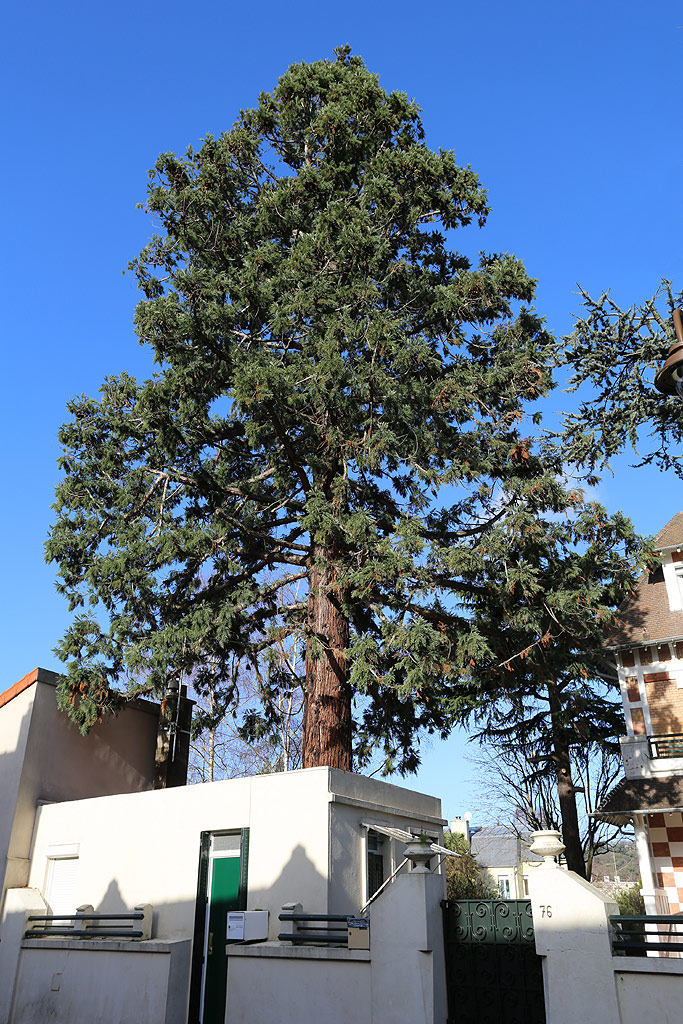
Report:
442,899,545,1024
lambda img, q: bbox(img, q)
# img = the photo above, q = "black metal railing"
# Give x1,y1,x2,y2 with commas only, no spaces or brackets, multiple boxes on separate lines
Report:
648,733,683,758
610,914,683,955
278,912,360,946
25,908,150,940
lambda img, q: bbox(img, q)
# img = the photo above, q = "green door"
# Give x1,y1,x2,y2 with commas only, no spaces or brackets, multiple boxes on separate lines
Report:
202,855,241,1024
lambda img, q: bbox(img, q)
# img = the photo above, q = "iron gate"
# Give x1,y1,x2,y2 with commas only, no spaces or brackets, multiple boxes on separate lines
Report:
442,899,545,1024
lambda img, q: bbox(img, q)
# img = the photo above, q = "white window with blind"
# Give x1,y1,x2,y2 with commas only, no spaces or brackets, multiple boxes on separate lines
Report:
366,831,387,900
44,844,80,917
360,823,449,911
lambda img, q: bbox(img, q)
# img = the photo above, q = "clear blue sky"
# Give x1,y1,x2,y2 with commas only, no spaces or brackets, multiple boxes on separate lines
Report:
2,1,682,820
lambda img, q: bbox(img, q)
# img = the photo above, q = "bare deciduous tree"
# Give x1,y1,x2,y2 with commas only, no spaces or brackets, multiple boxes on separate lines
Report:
469,737,628,880
187,641,304,783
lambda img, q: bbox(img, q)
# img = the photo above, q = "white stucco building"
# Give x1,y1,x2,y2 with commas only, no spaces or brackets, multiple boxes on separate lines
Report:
0,667,161,906
0,667,446,1024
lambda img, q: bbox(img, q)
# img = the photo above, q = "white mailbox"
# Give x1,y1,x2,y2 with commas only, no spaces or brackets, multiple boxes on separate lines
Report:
226,910,269,943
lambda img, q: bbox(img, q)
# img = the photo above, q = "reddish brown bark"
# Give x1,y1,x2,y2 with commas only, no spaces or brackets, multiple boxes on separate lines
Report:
302,545,352,771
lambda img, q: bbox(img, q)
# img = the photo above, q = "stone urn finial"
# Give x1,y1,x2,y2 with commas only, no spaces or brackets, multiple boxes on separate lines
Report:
403,837,433,873
529,829,565,867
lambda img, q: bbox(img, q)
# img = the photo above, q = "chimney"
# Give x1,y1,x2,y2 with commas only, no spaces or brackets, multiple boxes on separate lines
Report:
450,816,471,844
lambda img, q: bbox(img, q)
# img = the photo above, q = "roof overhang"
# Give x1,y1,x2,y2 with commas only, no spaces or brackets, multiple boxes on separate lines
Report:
593,775,683,825
603,634,683,654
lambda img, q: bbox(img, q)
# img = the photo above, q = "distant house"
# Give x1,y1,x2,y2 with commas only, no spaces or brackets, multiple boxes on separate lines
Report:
597,511,683,914
451,819,543,898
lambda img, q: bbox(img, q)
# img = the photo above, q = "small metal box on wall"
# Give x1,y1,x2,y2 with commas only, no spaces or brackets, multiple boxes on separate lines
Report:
347,917,370,950
226,910,269,943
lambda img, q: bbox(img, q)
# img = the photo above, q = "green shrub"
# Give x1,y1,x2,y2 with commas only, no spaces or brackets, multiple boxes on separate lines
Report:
443,832,498,900
615,883,644,916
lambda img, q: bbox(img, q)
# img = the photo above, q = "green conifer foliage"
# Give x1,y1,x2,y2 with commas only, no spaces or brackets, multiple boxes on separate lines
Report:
49,48,571,771
451,502,648,876
560,283,683,477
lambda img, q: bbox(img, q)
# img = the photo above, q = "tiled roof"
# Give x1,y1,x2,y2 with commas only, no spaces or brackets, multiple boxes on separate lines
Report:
595,775,683,824
604,565,683,649
603,513,683,648
656,512,683,550
470,828,543,867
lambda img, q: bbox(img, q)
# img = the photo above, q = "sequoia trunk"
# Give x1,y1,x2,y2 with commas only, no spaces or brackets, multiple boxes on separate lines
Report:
302,545,352,770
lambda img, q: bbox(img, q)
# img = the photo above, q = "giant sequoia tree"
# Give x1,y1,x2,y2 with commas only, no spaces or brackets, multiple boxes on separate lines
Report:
49,48,571,772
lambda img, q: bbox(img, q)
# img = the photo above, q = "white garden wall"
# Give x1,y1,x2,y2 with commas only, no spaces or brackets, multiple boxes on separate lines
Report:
9,939,191,1024
528,834,683,1024
225,867,446,1024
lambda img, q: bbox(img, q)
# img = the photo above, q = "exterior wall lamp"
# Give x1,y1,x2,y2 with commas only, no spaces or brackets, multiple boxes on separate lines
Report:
655,308,683,396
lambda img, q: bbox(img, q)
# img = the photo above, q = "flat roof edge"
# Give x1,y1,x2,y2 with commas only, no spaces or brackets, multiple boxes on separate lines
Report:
0,668,161,717
0,667,44,709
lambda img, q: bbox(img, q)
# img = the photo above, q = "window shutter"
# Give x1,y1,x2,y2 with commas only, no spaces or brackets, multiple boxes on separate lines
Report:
45,857,79,916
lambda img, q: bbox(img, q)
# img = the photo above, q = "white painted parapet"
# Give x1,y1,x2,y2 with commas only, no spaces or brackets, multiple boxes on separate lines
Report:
620,735,651,778
369,868,447,1024
528,830,621,1024
8,938,191,1024
226,860,447,1024
0,888,47,1024
226,944,372,1024
620,735,683,779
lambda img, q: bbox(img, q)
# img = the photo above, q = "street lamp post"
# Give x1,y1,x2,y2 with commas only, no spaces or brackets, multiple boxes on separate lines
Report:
655,308,683,396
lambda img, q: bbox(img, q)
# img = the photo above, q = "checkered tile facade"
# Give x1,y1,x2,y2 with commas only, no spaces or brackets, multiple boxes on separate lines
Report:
648,811,683,913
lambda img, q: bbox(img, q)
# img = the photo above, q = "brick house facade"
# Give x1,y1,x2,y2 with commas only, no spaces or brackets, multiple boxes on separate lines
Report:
599,512,683,914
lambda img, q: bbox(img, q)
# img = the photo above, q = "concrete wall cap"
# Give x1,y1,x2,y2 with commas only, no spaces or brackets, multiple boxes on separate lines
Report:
226,942,371,962
20,937,189,953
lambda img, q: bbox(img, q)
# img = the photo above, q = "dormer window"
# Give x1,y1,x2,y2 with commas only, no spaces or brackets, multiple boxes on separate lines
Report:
661,554,683,612
675,564,683,605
